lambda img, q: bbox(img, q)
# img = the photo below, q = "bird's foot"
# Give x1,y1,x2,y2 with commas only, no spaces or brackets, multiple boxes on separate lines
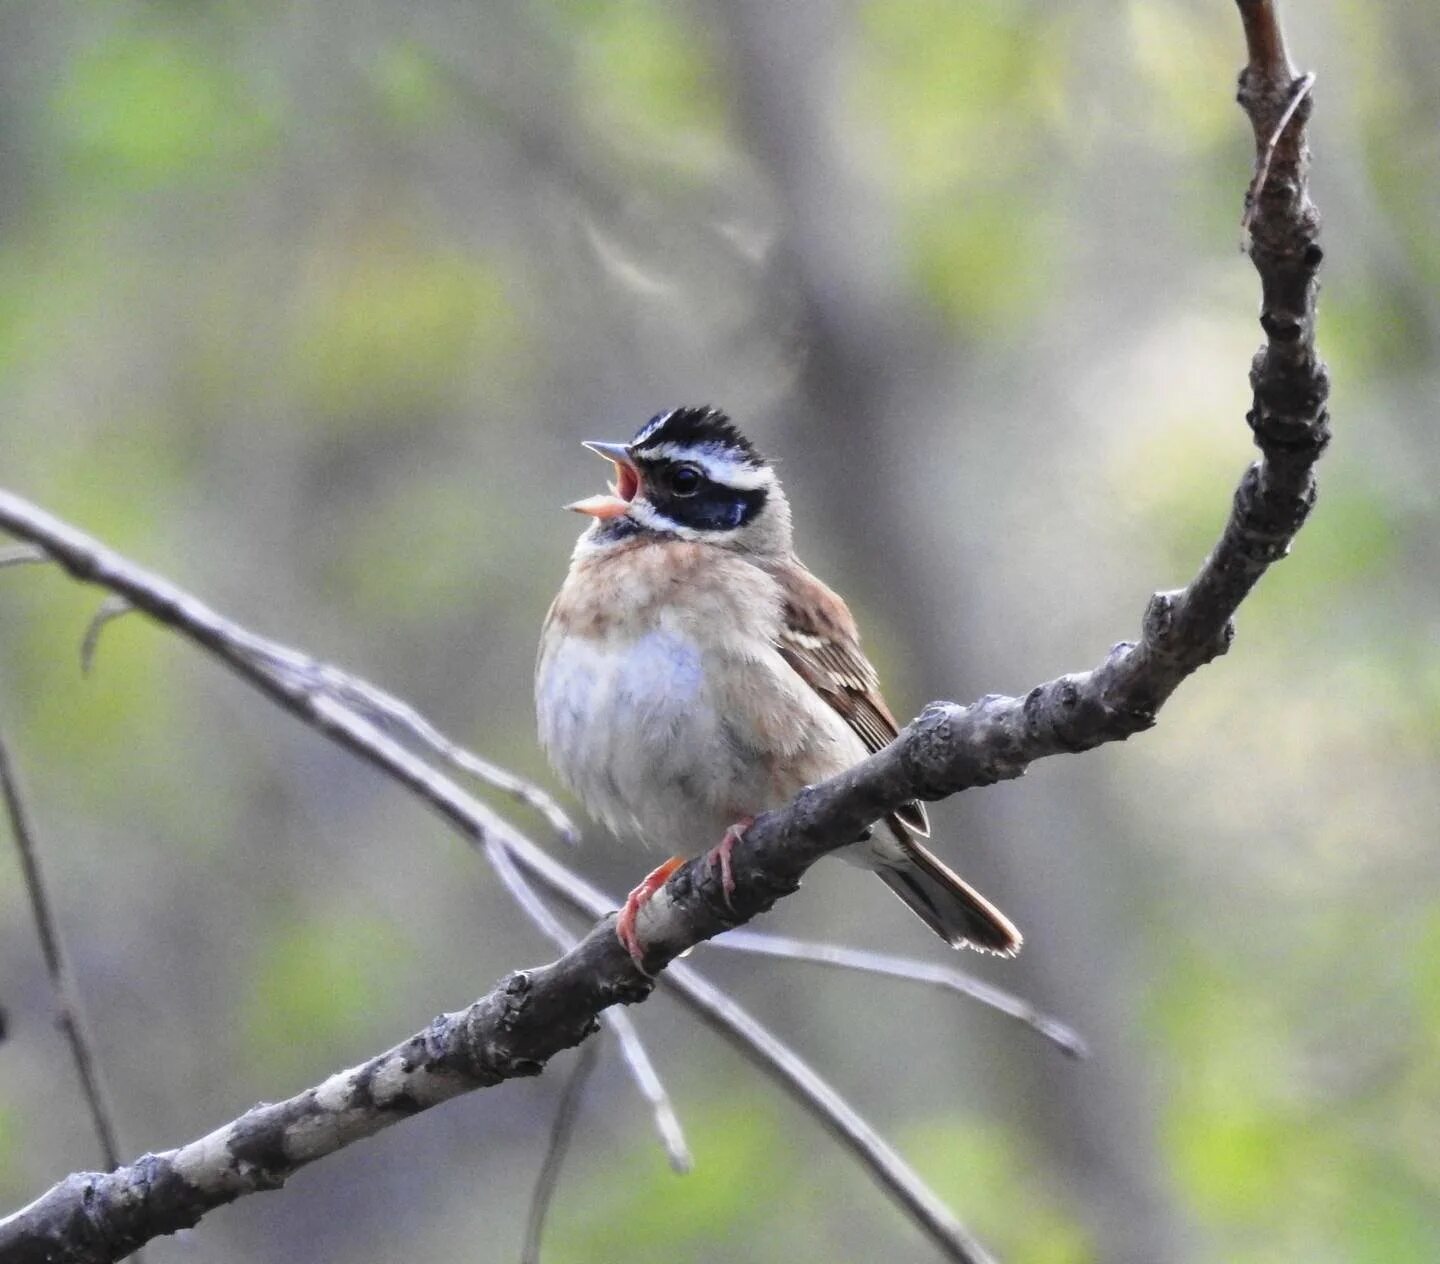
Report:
706,816,754,911
615,856,685,975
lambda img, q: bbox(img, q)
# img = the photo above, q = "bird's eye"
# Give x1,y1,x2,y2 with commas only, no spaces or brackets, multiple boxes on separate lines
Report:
670,464,703,497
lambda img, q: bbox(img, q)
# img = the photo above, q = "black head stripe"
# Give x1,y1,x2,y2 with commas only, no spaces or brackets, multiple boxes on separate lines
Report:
630,406,766,466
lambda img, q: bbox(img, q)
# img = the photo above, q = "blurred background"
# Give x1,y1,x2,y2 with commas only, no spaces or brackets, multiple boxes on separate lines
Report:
0,1,1436,1261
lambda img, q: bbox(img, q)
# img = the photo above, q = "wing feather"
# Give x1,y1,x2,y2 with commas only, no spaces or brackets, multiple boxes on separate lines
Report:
770,560,929,837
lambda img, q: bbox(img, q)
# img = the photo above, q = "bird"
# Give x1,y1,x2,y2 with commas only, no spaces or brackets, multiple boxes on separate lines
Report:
535,406,1021,971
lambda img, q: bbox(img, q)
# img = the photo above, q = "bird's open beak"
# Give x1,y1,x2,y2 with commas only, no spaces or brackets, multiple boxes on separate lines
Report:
567,441,641,519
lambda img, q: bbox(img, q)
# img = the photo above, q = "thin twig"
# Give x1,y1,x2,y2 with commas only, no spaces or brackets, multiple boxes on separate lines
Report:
233,641,578,844
0,545,47,569
521,1037,602,1264
79,596,134,677
1240,70,1315,239
710,930,1087,1058
602,1002,692,1173
0,737,128,1174
6,518,578,841
485,838,692,1172
658,958,997,1263
321,670,580,846
3,515,575,847
1237,0,1296,84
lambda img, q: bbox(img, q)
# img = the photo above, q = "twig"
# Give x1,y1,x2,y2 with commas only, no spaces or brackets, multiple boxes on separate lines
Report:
235,642,578,845
2,515,574,846
80,596,134,677
521,1038,601,1264
660,955,997,1262
0,545,47,569
710,930,1087,1058
1240,70,1315,240
485,838,692,1172
1236,0,1295,84
0,737,128,1174
601,998,692,1173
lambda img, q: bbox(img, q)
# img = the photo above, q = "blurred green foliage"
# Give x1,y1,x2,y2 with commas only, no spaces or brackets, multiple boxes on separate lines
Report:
904,1119,1094,1264
241,912,414,1081
369,42,448,131
55,33,276,185
856,0,1064,332
552,1106,794,1263
573,0,729,181
289,237,519,424
1151,941,1440,1262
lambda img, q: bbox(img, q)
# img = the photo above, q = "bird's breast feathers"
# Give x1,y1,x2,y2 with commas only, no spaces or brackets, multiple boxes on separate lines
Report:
536,540,863,846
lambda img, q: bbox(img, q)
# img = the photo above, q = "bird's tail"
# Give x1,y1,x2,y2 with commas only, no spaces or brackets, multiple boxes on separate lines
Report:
873,828,1022,956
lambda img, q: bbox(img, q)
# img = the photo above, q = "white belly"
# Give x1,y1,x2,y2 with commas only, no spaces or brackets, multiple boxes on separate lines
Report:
536,625,863,854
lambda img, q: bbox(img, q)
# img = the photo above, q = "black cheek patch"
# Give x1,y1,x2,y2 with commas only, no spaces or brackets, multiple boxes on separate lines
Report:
659,484,767,533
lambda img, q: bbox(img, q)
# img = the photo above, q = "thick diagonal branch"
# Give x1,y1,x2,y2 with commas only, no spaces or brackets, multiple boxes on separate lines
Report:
0,496,997,1263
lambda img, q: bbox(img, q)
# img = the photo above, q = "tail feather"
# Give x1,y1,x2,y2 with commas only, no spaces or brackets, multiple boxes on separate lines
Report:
873,825,1022,956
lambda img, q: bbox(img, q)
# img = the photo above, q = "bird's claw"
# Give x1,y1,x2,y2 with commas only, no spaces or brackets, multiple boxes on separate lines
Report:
614,856,684,976
706,816,754,912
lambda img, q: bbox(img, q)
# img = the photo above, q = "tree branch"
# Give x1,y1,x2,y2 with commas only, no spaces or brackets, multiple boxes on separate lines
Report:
710,930,1087,1059
482,834,692,1172
0,545,47,569
522,1037,601,1264
0,503,995,1263
0,737,129,1174
0,2,1325,1260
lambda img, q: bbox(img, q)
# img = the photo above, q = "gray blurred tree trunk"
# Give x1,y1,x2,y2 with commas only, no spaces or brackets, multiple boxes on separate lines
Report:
709,3,1193,1258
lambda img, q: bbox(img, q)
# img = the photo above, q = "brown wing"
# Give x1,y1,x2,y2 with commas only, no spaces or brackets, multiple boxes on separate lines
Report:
769,560,1022,955
770,560,929,837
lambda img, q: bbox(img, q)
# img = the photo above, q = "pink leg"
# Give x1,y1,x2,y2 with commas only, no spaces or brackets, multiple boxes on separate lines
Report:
707,816,754,910
615,856,684,975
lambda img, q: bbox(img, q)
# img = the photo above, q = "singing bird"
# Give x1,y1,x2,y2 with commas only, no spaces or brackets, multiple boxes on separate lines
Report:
536,407,1020,969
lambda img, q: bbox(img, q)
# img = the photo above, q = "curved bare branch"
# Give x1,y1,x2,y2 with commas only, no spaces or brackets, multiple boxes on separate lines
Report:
0,2,1325,1260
